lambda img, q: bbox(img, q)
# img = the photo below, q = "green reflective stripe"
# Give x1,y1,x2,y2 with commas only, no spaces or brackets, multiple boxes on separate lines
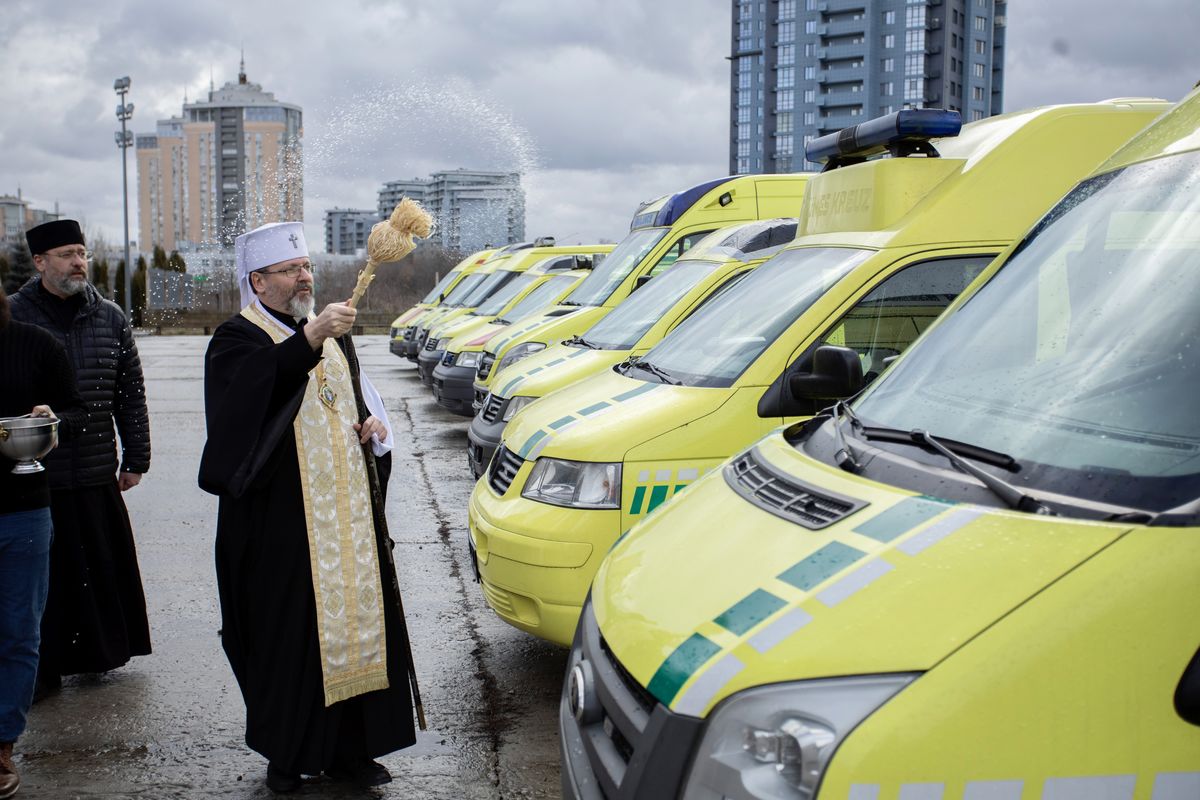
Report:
715,589,787,635
527,367,543,375
568,348,589,359
673,484,687,495
646,484,670,513
545,358,566,367
579,401,612,416
630,486,647,514
549,415,576,430
854,496,952,543
613,382,658,402
518,429,549,459
500,377,523,397
778,542,866,591
648,633,721,706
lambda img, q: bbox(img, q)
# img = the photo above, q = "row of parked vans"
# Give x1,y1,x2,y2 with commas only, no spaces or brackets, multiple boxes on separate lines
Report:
390,92,1200,799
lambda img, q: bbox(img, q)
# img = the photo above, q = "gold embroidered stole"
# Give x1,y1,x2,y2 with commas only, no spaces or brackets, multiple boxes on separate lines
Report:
241,304,389,705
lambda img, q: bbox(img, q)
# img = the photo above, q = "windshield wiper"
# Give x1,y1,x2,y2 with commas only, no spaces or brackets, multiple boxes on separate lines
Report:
562,334,600,350
560,299,582,306
914,430,1055,515
830,401,863,473
844,419,1053,515
1106,494,1200,527
630,357,681,386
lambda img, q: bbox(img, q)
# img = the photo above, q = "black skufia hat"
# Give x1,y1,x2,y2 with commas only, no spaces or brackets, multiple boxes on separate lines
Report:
25,219,85,255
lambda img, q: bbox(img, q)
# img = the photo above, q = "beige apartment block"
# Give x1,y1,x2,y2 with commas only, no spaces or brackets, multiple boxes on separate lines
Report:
137,61,302,252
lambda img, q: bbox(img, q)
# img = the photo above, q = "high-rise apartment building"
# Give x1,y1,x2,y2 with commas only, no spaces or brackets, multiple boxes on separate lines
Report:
730,0,1006,173
377,169,524,254
324,208,380,255
136,60,303,251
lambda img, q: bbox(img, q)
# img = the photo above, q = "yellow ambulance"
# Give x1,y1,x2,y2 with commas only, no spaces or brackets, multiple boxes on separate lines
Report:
416,244,613,385
468,174,812,402
561,90,1200,800
406,240,547,362
425,246,616,415
391,248,495,358
469,99,1170,648
465,218,799,476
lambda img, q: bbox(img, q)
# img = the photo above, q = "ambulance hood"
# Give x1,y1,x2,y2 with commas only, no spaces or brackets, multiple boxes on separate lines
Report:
501,369,730,464
488,345,628,400
593,432,1132,717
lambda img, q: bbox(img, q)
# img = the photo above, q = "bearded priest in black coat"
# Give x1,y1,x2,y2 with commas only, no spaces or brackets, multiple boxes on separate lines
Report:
198,222,415,793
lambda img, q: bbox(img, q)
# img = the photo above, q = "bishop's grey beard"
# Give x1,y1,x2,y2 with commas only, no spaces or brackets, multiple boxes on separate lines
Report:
287,292,315,319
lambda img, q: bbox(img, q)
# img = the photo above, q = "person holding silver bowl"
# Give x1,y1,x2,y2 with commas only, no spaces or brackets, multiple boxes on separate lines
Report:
0,284,86,799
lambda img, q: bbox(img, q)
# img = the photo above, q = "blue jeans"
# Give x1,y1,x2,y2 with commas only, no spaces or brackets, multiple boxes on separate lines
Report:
0,507,52,743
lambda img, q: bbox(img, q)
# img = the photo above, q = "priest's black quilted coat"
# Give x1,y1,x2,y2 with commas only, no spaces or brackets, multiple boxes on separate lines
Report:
10,279,151,487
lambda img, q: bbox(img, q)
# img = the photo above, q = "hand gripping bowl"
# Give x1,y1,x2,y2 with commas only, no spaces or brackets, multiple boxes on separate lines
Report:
0,415,59,474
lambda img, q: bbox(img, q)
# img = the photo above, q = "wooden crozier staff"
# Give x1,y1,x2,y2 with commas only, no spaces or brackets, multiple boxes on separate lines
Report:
340,198,433,730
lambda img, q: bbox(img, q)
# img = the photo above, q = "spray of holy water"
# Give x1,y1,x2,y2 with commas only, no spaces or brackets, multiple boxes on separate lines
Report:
303,77,543,245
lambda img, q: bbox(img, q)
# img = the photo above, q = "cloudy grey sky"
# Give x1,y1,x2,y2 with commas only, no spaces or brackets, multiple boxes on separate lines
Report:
1,0,1196,252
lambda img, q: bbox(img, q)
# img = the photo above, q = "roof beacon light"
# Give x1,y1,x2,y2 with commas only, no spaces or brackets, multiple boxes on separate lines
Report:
805,109,962,172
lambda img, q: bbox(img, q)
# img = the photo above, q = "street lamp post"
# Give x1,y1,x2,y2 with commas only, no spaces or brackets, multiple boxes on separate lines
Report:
114,76,134,319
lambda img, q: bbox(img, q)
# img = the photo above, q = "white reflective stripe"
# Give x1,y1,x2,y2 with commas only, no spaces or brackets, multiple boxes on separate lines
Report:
817,559,895,608
896,507,983,557
528,433,553,461
672,654,745,717
1153,773,1200,800
1043,775,1136,800
748,607,813,654
899,783,944,800
655,469,672,481
678,468,700,481
638,470,649,482
849,786,881,800
964,780,1024,800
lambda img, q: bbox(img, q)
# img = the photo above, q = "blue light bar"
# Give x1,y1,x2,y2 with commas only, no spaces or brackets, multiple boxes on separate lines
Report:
656,176,733,227
804,109,962,167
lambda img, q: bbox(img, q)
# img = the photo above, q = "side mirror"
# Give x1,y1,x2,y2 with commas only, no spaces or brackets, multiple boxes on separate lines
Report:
789,345,863,400
632,273,653,292
575,255,594,270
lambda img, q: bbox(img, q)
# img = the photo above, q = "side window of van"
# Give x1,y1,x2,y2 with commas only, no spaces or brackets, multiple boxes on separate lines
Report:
648,231,717,276
819,255,994,382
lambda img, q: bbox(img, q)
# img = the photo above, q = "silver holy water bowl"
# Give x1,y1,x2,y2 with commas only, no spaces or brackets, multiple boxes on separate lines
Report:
0,416,59,474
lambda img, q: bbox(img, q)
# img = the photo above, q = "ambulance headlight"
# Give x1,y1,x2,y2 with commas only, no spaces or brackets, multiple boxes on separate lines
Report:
457,351,482,369
681,674,915,799
501,395,535,422
497,342,546,373
522,458,621,509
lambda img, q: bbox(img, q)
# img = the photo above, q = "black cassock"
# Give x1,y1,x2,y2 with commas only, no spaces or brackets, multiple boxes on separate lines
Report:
198,309,415,774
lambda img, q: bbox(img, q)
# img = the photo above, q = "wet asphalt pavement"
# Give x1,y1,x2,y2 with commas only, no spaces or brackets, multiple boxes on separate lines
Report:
18,334,568,799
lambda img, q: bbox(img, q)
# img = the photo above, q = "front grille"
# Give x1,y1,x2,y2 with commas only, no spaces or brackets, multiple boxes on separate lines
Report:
480,393,506,424
477,352,496,381
487,445,524,496
424,336,439,351
725,447,867,529
402,326,415,341
442,351,455,367
600,636,657,716
561,604,703,798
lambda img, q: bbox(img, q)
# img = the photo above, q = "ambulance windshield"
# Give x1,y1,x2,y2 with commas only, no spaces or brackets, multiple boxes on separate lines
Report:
855,150,1200,512
584,259,723,350
639,247,871,387
565,227,668,307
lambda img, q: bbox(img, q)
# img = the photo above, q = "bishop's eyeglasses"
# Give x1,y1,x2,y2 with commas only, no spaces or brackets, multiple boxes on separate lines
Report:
257,261,315,279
